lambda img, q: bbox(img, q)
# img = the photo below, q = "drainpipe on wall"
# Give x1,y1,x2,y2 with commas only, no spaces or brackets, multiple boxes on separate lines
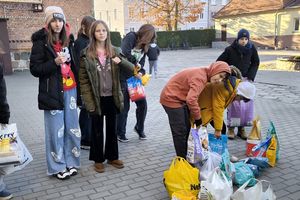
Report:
274,10,279,50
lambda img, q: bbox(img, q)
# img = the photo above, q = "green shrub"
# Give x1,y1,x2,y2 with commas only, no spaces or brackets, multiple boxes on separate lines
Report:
111,31,122,46
156,29,216,49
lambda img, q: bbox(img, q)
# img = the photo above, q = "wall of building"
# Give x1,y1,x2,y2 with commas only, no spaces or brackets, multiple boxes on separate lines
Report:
94,0,125,35
0,0,93,71
214,9,300,49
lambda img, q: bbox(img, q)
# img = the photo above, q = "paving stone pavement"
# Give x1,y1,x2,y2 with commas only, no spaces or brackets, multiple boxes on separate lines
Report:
3,48,300,200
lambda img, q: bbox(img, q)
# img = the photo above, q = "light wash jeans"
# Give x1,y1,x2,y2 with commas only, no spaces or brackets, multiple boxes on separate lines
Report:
149,60,158,77
44,88,81,175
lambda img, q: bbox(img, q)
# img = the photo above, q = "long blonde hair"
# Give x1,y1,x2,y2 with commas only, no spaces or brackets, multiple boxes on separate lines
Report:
86,20,114,59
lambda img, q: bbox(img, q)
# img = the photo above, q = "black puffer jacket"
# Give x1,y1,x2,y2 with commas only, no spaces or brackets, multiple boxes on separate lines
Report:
74,33,90,106
0,63,10,124
29,28,79,110
217,40,260,81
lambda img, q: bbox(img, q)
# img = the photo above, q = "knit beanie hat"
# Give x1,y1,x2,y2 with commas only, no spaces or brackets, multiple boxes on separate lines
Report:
237,81,256,100
237,28,250,40
45,6,66,25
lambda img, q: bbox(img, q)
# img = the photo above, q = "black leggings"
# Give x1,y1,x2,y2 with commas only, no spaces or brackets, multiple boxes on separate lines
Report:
209,121,227,135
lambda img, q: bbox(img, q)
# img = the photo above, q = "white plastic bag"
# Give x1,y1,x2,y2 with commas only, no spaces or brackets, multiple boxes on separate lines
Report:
0,124,33,175
231,179,276,200
199,168,233,200
200,151,222,180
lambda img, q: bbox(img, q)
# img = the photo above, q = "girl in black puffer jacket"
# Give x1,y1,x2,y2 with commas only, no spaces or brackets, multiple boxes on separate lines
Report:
30,6,80,180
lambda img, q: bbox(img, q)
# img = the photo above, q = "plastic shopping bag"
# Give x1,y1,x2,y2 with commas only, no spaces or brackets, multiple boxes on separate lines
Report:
233,162,255,187
199,168,233,200
208,134,228,155
266,121,280,161
127,76,146,102
172,190,197,200
187,126,209,164
199,151,222,180
163,157,200,198
231,179,276,200
266,136,277,167
0,124,33,175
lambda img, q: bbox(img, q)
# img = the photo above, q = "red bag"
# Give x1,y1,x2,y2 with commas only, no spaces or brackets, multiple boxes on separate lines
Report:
127,77,146,101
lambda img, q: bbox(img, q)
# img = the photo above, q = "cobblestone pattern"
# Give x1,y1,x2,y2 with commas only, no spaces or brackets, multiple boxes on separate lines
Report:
3,49,300,199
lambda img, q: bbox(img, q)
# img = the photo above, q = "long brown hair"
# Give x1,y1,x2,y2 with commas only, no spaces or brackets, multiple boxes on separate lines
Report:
86,20,114,59
136,24,156,53
47,19,68,47
77,16,96,38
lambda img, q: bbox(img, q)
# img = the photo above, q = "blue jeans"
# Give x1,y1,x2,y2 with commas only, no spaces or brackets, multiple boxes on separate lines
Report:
148,60,158,75
0,174,4,192
44,88,81,175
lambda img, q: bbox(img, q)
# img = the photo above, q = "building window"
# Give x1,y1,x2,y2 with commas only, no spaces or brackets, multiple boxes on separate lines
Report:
211,0,216,5
221,0,227,5
129,7,134,19
199,13,204,19
99,12,102,20
191,27,196,30
114,9,117,20
106,10,109,21
294,18,299,31
130,27,135,32
199,27,204,29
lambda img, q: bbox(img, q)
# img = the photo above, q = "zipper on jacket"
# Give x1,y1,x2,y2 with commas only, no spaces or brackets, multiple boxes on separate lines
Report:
46,79,49,92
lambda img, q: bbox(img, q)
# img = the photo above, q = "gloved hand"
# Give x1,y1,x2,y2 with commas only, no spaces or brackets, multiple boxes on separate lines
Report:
193,119,202,128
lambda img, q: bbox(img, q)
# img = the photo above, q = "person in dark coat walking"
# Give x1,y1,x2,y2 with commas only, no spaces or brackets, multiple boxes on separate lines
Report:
116,24,156,142
30,6,81,180
74,16,95,150
147,42,160,78
217,28,260,139
0,59,13,199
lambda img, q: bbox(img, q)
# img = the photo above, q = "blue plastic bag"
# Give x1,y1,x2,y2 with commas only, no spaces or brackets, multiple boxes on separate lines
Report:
208,134,228,155
233,162,256,187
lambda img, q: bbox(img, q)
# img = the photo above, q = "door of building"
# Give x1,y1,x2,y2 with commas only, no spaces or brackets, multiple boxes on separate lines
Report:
0,19,12,74
221,24,227,41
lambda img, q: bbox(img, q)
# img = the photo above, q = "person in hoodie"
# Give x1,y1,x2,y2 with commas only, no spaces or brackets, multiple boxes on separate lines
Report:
217,28,260,140
30,6,80,180
74,16,96,150
147,42,160,78
160,61,231,158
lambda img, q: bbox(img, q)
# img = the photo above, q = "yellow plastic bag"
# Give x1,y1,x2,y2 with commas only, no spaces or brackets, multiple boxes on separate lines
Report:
266,136,277,167
141,73,151,86
172,190,197,200
163,157,200,198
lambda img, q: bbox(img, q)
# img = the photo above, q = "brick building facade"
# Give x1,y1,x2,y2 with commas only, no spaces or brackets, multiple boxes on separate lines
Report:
0,0,93,74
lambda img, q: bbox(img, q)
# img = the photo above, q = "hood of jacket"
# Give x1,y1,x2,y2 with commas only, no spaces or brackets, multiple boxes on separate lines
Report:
150,43,157,48
31,28,47,43
206,61,231,80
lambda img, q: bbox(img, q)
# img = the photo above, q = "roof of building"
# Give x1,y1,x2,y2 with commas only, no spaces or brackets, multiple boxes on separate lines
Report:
214,0,300,19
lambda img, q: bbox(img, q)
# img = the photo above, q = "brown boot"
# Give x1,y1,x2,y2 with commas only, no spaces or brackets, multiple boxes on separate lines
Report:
238,127,247,140
94,163,105,173
107,160,124,169
227,128,235,140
